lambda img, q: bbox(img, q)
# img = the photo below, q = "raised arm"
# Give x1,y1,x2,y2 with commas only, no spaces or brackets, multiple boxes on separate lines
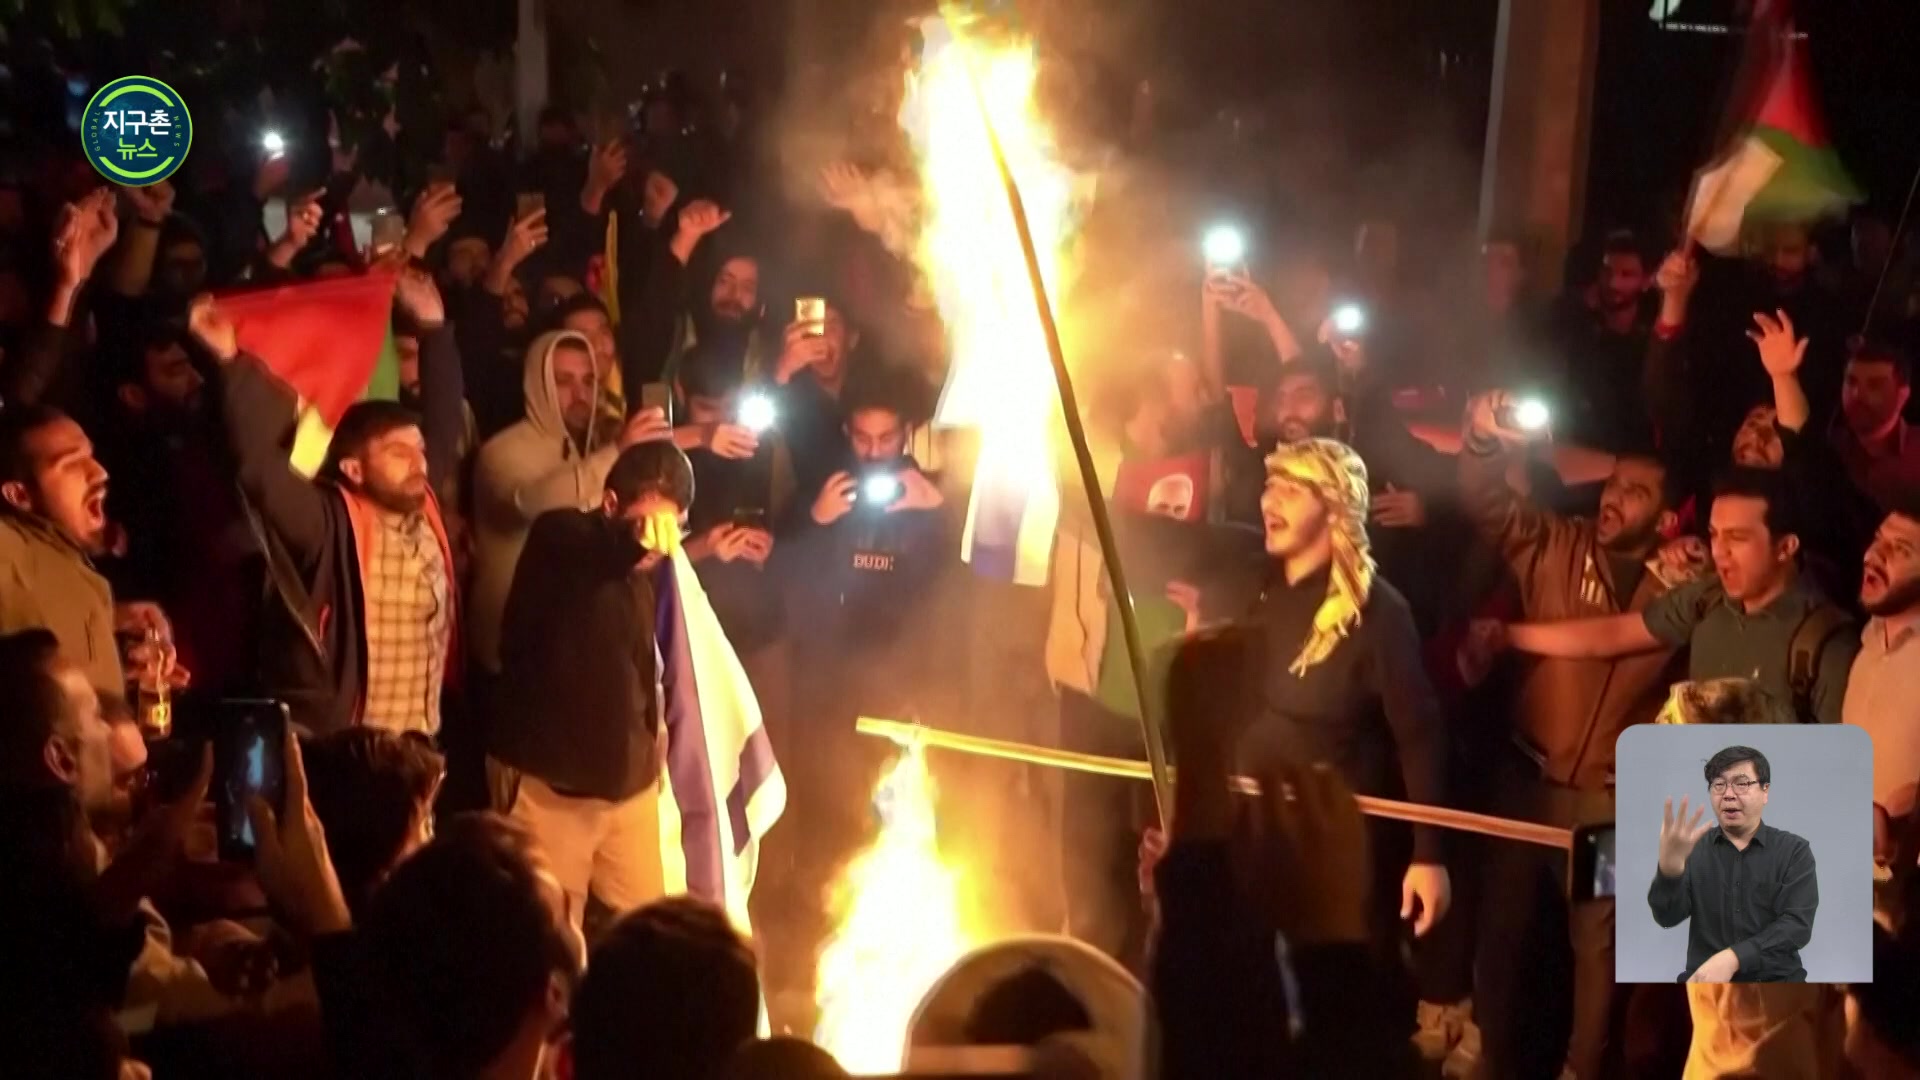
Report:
1748,309,1812,434
105,182,171,297
190,296,333,567
1458,390,1565,575
1729,838,1818,973
393,267,466,491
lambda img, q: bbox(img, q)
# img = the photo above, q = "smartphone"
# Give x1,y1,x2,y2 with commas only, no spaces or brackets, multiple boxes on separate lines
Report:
1570,822,1616,901
516,191,547,220
213,700,290,864
1497,397,1552,432
368,207,405,260
853,465,903,508
795,296,828,337
640,382,673,425
425,162,456,186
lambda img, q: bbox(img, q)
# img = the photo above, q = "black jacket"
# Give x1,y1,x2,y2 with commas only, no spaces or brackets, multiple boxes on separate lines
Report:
219,325,466,736
490,508,664,801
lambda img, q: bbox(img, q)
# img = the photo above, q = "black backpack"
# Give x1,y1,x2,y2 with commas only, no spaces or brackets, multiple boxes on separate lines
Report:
1690,582,1851,721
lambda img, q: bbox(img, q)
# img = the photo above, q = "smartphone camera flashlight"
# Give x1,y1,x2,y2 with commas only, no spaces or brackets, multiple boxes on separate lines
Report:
1511,397,1551,432
738,392,777,435
261,131,286,157
1331,302,1367,337
1202,224,1247,269
860,473,902,505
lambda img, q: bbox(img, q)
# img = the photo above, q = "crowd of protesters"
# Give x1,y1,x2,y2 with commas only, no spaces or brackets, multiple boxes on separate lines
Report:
2,43,1920,1080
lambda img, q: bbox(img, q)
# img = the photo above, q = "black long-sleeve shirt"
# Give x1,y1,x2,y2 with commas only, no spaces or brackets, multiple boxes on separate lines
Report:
1647,822,1818,982
1239,565,1449,861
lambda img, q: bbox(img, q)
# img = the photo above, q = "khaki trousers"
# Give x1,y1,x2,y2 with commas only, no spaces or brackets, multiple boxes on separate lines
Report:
510,774,666,926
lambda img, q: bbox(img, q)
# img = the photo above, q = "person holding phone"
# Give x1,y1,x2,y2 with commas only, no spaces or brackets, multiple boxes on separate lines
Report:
470,331,670,677
771,292,868,500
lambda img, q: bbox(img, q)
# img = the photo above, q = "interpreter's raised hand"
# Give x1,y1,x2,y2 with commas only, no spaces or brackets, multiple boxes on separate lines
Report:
394,265,446,329
1747,309,1809,378
1401,861,1452,938
404,181,463,257
1658,795,1712,878
248,734,351,935
187,294,240,364
641,169,679,228
1370,484,1426,529
120,178,175,225
1688,946,1740,984
886,467,944,513
812,470,858,526
619,407,673,449
1247,760,1372,946
776,321,833,384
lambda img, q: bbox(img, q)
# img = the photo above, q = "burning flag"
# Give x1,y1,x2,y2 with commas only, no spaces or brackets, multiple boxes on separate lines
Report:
1686,4,1860,254
904,12,1085,587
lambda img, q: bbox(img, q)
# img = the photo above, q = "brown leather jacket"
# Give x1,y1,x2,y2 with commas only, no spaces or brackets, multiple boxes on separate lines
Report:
1459,444,1684,789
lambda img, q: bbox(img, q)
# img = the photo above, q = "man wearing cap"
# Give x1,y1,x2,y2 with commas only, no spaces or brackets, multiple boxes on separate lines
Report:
1237,437,1450,1035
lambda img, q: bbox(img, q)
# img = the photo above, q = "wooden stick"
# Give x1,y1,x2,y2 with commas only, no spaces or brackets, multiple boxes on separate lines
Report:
858,716,1577,851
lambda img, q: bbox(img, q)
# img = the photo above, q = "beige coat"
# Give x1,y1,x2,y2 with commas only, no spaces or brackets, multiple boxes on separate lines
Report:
468,331,621,673
0,511,120,697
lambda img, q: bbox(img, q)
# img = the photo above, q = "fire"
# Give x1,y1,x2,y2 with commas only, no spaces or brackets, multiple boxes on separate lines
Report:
813,743,980,1072
813,12,1080,1069
910,11,1082,587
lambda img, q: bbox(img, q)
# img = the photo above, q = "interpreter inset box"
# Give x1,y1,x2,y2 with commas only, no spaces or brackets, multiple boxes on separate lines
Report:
1614,723,1873,984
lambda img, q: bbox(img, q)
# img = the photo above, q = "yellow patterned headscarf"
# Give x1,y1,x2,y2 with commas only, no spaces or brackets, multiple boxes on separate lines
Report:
1264,438,1377,677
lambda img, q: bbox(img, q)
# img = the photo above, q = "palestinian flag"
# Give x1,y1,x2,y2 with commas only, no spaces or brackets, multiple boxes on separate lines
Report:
218,271,402,477
1686,4,1861,254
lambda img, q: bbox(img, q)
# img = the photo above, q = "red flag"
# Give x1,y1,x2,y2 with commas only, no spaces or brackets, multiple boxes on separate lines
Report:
218,270,398,429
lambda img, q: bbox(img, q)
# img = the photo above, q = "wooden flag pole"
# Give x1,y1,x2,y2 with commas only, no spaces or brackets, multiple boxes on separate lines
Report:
858,716,1576,851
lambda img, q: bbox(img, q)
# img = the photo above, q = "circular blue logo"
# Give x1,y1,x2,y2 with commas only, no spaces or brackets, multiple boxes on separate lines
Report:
80,76,194,186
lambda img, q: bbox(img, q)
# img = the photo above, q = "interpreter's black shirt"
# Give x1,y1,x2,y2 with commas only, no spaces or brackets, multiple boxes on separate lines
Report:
1238,564,1448,860
1647,822,1818,982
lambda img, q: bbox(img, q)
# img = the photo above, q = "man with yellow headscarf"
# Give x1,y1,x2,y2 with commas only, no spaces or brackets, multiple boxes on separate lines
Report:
1236,437,1452,1041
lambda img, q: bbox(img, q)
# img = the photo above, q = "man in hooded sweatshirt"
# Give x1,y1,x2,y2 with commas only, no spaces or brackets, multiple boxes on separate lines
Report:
469,331,669,679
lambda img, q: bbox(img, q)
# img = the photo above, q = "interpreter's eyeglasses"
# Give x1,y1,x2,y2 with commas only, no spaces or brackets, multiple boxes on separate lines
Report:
1710,778,1761,795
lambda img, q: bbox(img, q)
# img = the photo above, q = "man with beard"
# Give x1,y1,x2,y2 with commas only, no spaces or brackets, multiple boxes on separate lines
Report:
1552,230,1659,450
471,332,668,679
1833,345,1920,512
1459,389,1691,1079
1235,438,1450,1045
192,270,467,737
1844,504,1920,864
772,294,869,499
1497,468,1858,724
658,238,765,389
102,326,260,699
0,404,180,704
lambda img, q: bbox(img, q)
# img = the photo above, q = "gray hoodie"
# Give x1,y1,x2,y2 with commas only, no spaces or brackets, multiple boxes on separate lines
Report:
468,330,619,672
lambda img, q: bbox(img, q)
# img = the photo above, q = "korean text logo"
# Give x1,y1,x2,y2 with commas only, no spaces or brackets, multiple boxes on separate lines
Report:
81,76,193,186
